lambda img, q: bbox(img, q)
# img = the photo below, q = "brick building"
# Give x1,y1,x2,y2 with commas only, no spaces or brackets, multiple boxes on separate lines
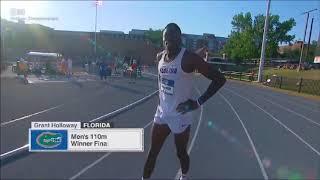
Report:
181,33,227,53
278,41,306,54
2,19,227,64
1,19,160,65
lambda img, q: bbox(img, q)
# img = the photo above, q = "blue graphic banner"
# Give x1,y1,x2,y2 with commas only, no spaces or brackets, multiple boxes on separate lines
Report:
29,129,68,151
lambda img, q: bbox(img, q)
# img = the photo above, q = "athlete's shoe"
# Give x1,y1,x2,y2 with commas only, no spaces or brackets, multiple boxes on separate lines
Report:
179,174,188,180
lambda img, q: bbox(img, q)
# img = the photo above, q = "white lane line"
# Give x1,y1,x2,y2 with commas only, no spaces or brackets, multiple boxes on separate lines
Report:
268,94,320,113
68,90,157,179
89,90,158,122
0,144,29,159
69,120,154,180
273,97,320,113
224,88,320,156
188,88,204,155
1,105,64,127
230,82,320,113
258,95,320,128
219,93,268,180
35,80,98,84
227,85,320,128
175,88,204,180
142,72,158,77
69,153,112,180
0,90,158,160
69,76,161,180
1,79,109,127
28,80,68,84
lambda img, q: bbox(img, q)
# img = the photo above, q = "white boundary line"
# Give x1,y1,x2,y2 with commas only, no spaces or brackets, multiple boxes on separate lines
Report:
28,79,98,84
69,120,154,180
0,144,29,158
1,78,112,127
224,88,320,156
187,89,204,154
28,80,68,84
232,82,320,113
219,93,268,180
142,72,157,77
89,90,158,123
226,85,320,128
69,153,112,180
1,105,64,127
257,94,320,128
175,88,204,180
0,90,158,160
269,94,320,113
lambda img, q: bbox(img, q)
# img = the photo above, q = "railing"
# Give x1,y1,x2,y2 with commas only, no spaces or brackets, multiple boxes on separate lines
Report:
222,71,258,82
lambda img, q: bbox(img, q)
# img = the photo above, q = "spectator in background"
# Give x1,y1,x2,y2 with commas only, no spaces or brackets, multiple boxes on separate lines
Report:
131,60,137,72
249,69,255,81
106,62,112,78
56,58,61,74
67,57,73,78
130,60,138,83
18,59,28,84
205,50,209,62
123,61,129,70
99,61,107,80
61,57,67,76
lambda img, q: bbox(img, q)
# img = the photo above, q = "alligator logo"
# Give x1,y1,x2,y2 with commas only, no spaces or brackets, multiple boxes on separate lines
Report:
36,132,62,148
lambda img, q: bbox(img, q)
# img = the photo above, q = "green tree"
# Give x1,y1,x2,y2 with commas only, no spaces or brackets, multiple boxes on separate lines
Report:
254,14,296,57
144,28,163,47
223,12,296,61
281,48,300,60
223,31,257,64
231,12,253,33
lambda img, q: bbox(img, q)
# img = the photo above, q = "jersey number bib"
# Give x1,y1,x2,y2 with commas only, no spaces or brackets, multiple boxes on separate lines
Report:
160,77,175,95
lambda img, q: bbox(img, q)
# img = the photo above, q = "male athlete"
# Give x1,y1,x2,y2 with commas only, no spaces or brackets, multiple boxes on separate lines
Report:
142,23,226,180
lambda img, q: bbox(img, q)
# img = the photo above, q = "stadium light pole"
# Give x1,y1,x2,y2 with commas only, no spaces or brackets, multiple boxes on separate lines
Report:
297,8,317,72
1,28,4,61
305,17,314,62
94,0,102,61
257,0,271,82
94,1,97,61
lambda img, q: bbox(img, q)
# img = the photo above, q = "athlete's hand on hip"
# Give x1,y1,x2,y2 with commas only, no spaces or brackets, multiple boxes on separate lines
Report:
176,99,199,114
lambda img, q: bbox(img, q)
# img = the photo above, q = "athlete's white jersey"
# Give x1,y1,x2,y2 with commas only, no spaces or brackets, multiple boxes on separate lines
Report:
154,48,194,133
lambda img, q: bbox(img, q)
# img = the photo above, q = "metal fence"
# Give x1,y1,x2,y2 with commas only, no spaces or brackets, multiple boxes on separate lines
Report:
222,71,258,82
222,71,320,96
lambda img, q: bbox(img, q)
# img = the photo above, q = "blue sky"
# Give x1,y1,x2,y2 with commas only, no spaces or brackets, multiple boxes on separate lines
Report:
1,1,319,42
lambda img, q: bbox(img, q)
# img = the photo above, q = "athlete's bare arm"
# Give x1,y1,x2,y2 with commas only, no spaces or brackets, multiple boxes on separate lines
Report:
155,51,165,104
184,51,226,104
176,50,226,114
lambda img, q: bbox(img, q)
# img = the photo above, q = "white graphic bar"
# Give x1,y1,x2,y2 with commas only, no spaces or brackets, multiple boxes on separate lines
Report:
68,129,143,152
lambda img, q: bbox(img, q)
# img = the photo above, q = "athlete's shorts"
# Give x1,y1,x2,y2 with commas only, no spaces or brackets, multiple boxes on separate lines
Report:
154,116,192,134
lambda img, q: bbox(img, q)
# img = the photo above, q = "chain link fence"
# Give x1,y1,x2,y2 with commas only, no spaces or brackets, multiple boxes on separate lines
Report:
222,71,320,96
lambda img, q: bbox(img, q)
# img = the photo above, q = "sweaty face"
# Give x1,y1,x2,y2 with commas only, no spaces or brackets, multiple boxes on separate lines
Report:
163,28,181,52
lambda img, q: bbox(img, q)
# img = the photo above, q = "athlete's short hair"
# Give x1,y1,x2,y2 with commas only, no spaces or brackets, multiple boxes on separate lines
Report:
164,23,181,35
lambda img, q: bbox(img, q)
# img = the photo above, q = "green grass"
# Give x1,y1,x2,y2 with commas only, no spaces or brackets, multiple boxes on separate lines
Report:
229,79,320,100
225,68,320,96
262,68,320,80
